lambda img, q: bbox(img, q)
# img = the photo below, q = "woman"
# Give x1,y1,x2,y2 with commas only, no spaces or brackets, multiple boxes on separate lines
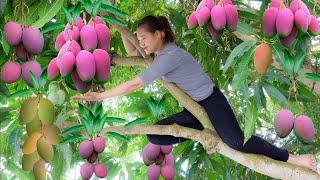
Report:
72,15,317,171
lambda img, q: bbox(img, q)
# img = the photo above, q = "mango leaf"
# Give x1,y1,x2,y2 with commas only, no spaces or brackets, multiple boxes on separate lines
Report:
236,21,257,36
223,41,256,73
237,8,258,22
244,102,258,143
83,0,93,15
295,81,318,101
1,31,10,55
83,109,95,135
31,0,64,28
100,4,127,18
78,103,89,120
96,114,107,134
293,51,307,76
106,131,130,142
304,73,320,81
283,51,295,77
147,97,159,117
61,124,85,136
7,89,32,100
271,43,284,63
262,81,287,106
39,67,48,88
4,160,30,179
64,74,77,90
71,3,82,19
104,117,127,124
29,71,39,89
62,7,73,23
60,134,86,145
92,0,102,16
40,22,64,34
231,47,254,89
252,82,266,109
102,16,127,27
124,117,147,128
0,81,10,96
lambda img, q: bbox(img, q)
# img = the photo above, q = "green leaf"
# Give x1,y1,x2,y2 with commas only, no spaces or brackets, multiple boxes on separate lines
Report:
293,52,307,76
0,81,10,97
83,0,93,15
124,117,147,128
92,0,102,16
62,6,73,23
4,160,30,179
7,89,32,100
60,134,86,145
262,81,287,106
147,97,159,117
100,4,128,18
95,104,103,118
1,31,10,55
253,82,266,109
271,43,284,61
244,102,258,143
231,47,254,90
96,115,107,134
223,41,256,73
29,71,39,89
40,22,64,34
303,73,320,81
61,124,85,136
78,103,89,120
106,131,130,142
39,67,48,88
104,116,127,124
101,16,127,27
32,0,64,28
236,21,257,36
71,3,82,19
282,51,295,77
64,74,77,90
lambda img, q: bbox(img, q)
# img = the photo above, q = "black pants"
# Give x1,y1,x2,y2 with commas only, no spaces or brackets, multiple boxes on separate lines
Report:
147,86,289,162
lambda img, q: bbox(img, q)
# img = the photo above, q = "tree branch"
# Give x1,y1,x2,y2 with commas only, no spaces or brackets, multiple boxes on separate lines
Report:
100,124,320,180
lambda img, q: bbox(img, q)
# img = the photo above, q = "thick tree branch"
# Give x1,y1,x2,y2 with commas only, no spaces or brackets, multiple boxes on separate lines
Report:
100,124,320,180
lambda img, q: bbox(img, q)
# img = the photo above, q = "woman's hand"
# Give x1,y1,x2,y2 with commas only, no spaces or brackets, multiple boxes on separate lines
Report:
71,92,106,102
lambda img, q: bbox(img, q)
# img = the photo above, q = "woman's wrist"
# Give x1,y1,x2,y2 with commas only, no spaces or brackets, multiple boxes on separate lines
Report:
99,91,108,100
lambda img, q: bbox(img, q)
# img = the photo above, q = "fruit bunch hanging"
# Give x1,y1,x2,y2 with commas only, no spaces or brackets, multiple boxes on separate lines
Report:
19,96,62,179
1,21,44,86
48,15,111,94
142,143,175,180
187,0,238,40
262,0,319,46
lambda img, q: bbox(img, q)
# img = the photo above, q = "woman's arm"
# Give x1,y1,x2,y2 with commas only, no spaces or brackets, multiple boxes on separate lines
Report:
101,76,144,98
121,33,138,56
71,76,144,101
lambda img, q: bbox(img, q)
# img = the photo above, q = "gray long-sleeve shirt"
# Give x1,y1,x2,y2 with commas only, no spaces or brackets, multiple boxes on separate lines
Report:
138,43,215,101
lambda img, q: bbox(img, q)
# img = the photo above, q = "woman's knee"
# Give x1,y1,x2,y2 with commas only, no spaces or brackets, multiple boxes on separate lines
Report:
223,138,244,151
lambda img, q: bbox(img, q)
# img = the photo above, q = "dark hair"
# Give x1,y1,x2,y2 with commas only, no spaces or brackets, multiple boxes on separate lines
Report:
137,15,175,43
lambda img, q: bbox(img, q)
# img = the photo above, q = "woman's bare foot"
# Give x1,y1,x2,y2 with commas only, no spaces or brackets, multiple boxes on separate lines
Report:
287,154,317,172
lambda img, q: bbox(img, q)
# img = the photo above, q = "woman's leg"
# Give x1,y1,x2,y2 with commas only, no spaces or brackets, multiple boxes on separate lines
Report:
198,86,289,161
147,108,204,145
198,86,317,171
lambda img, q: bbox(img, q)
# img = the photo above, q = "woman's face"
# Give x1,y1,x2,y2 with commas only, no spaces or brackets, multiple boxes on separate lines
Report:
136,26,164,55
